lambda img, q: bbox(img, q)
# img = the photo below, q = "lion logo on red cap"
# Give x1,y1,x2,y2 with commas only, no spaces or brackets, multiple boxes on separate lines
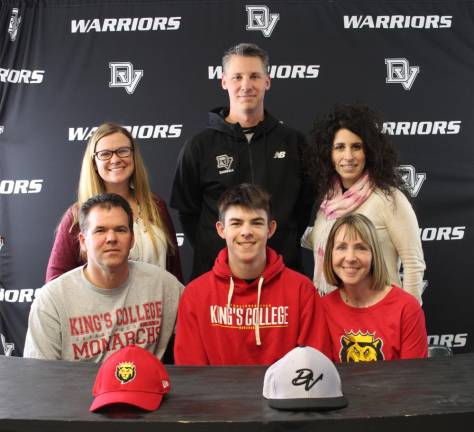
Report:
115,361,136,384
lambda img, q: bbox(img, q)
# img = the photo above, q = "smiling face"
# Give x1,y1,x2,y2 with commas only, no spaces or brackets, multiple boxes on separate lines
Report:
216,205,276,269
221,55,270,121
331,225,373,289
94,132,134,190
331,128,366,188
79,205,134,278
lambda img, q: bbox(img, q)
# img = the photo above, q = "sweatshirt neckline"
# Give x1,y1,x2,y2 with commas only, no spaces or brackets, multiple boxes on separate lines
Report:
335,285,396,312
80,264,131,296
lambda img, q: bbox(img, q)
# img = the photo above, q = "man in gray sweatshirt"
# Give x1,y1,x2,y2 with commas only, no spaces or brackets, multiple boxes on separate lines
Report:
24,193,183,363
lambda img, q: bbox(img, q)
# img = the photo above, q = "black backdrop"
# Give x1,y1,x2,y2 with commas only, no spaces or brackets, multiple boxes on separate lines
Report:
1,0,473,357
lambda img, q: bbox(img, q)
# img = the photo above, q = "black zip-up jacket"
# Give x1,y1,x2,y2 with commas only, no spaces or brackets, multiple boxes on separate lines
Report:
171,107,315,280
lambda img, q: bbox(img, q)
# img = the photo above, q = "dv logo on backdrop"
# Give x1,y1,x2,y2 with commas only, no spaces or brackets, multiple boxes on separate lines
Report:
246,5,280,37
109,62,143,94
8,8,21,41
397,165,426,197
385,58,419,90
0,333,14,356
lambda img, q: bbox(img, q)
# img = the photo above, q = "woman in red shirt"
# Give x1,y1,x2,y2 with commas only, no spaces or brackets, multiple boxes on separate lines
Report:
318,213,427,362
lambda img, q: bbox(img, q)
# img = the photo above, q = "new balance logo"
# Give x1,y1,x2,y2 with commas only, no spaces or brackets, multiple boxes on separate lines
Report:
273,151,286,159
397,165,426,197
246,5,279,37
385,58,419,90
109,62,143,94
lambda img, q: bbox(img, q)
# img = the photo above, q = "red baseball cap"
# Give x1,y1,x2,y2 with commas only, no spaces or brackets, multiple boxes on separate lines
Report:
90,345,171,412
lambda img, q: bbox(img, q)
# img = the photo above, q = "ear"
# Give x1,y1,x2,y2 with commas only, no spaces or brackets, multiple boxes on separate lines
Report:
221,74,228,91
264,75,271,91
79,232,87,254
216,220,226,239
268,220,277,238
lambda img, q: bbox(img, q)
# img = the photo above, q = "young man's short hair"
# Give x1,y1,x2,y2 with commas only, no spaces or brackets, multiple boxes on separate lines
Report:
222,42,269,74
79,193,134,234
217,183,272,223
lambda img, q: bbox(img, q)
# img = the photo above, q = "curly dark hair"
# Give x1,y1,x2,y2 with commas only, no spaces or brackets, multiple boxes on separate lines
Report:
305,103,403,203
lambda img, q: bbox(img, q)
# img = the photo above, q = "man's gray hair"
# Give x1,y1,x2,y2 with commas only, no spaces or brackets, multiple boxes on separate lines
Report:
222,43,269,73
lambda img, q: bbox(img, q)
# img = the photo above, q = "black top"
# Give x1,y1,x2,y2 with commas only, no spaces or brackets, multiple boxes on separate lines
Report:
170,107,314,279
1,354,473,432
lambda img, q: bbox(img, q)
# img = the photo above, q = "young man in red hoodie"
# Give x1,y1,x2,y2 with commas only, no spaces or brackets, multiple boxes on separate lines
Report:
174,183,328,365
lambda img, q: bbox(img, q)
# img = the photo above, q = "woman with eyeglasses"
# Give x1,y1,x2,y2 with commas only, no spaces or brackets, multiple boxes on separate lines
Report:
318,213,427,362
46,122,182,282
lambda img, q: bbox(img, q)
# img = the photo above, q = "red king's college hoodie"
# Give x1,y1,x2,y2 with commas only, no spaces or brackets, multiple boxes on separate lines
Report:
174,247,329,365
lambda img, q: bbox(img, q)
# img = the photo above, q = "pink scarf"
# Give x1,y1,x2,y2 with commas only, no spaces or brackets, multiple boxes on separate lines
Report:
314,172,373,295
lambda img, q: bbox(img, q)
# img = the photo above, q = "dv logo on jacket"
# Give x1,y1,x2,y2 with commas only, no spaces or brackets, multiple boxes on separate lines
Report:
216,154,234,174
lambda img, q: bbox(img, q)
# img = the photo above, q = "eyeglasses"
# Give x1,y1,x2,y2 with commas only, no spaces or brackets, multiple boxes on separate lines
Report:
93,146,134,161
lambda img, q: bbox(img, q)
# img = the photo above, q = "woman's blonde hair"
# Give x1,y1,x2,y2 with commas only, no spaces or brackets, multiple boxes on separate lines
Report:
72,122,174,254
323,213,389,291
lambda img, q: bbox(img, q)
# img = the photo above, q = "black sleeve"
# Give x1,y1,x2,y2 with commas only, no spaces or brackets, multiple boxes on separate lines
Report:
170,138,202,246
297,133,317,237
178,212,198,248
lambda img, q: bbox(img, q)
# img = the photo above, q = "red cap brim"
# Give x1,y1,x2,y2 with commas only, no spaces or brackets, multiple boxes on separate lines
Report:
90,391,164,412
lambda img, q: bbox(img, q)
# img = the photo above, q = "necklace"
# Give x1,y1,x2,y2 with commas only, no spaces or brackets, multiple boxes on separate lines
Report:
341,286,389,308
340,289,372,308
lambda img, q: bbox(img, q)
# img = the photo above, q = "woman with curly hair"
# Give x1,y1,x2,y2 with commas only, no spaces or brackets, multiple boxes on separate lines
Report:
46,122,182,282
302,103,425,302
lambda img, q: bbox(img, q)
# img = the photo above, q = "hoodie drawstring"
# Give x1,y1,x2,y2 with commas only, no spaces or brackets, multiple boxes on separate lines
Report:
227,276,235,308
255,276,264,346
226,275,264,346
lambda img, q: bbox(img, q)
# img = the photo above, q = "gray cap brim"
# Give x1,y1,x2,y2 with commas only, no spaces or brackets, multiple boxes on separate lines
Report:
268,395,348,411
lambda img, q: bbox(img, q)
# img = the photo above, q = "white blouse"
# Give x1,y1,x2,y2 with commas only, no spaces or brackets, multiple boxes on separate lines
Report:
129,218,167,269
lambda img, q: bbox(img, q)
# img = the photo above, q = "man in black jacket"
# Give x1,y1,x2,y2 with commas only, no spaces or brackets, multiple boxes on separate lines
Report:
171,43,314,280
